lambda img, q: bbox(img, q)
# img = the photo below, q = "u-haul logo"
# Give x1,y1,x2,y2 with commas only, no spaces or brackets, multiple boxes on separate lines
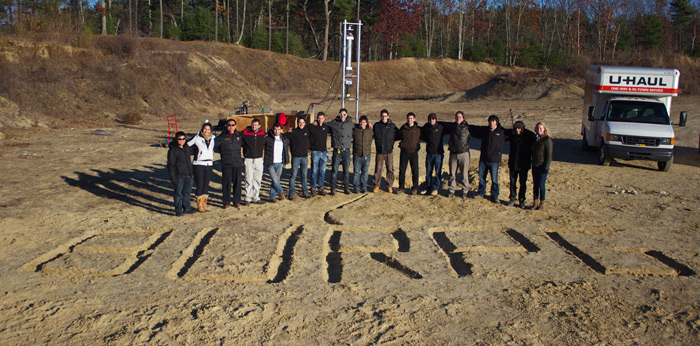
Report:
609,75,668,87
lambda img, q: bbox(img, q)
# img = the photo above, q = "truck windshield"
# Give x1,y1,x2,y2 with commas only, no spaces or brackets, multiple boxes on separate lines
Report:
605,101,670,125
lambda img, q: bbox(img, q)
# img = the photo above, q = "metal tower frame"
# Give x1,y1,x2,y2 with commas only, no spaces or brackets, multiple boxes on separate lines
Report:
340,20,362,122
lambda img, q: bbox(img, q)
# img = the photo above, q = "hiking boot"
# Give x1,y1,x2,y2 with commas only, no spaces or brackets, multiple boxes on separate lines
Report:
269,198,278,203
310,188,317,196
447,191,454,198
360,188,366,193
536,200,545,210
176,211,184,217
319,188,327,196
491,196,499,203
518,199,525,208
330,188,336,196
278,192,286,201
344,188,351,194
288,194,296,201
532,200,539,210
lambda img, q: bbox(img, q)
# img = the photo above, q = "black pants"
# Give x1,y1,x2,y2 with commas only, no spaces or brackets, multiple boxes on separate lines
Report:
221,165,244,205
509,167,529,201
193,165,212,196
399,151,419,189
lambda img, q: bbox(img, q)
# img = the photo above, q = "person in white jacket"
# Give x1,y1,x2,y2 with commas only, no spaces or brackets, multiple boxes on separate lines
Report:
187,122,215,211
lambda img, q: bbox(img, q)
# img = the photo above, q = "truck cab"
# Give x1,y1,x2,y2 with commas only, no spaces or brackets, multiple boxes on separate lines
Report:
581,66,686,171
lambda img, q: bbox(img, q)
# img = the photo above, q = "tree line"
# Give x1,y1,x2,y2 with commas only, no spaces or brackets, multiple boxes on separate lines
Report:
1,0,698,68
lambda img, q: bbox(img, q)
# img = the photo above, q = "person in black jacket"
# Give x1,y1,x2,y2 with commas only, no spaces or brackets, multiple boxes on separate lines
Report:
421,113,445,196
352,116,373,193
469,115,506,203
214,119,244,209
264,123,290,202
167,131,194,216
286,116,310,199
242,118,266,204
443,111,470,199
308,112,330,196
372,109,397,193
504,121,535,208
532,122,553,211
396,112,421,195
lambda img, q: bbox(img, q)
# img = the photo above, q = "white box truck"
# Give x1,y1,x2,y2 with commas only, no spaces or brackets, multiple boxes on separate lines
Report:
582,65,687,171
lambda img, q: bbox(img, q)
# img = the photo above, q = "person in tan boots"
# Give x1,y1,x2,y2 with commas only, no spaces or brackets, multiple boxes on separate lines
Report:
187,122,215,212
531,122,553,210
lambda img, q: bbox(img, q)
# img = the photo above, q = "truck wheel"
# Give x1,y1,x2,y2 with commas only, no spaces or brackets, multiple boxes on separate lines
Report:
582,131,592,152
658,159,672,172
599,145,611,166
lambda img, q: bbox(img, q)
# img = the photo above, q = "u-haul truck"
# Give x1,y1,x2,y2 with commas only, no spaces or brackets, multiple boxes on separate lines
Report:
582,65,687,171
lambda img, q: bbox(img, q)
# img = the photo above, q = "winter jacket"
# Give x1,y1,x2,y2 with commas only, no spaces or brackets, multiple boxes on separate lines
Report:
187,133,215,166
308,122,330,151
326,116,354,150
532,135,553,171
286,126,310,158
352,125,373,157
242,126,266,159
167,142,194,184
264,132,290,166
445,120,470,154
214,130,243,167
468,124,506,163
373,120,397,154
505,128,535,171
397,122,421,153
421,122,445,155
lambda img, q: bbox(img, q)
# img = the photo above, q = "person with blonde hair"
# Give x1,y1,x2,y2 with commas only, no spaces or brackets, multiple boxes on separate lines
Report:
531,122,553,210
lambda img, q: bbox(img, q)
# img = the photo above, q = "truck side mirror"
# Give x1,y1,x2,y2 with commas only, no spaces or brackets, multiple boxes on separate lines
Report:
679,111,687,127
588,106,595,121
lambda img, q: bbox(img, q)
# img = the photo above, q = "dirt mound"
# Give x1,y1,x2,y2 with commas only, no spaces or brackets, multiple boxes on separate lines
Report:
451,76,583,101
0,36,533,128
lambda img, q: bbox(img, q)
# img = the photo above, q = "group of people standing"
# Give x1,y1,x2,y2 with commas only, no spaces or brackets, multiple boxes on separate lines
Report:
166,108,553,216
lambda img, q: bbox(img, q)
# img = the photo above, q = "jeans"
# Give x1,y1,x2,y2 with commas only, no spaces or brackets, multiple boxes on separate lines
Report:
310,151,328,190
399,151,419,189
331,149,351,190
532,166,549,201
221,166,244,205
244,158,264,202
509,167,529,201
478,161,499,199
193,165,212,196
425,153,443,192
267,163,284,199
373,153,394,189
173,177,193,213
353,155,371,191
448,151,470,194
290,156,309,196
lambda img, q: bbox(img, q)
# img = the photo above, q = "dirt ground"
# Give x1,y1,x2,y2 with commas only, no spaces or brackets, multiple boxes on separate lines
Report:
1,94,700,345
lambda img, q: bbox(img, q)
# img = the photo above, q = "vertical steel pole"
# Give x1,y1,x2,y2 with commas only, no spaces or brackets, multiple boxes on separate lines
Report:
355,21,362,123
341,20,347,111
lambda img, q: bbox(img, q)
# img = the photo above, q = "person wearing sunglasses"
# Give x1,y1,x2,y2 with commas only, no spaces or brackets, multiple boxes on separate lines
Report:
214,119,244,209
167,131,195,216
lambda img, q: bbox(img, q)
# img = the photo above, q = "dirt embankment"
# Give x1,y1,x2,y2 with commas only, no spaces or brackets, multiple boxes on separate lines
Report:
0,36,536,129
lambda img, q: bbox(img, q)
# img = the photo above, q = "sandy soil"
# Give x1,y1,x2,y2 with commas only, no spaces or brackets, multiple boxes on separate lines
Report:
1,95,700,345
